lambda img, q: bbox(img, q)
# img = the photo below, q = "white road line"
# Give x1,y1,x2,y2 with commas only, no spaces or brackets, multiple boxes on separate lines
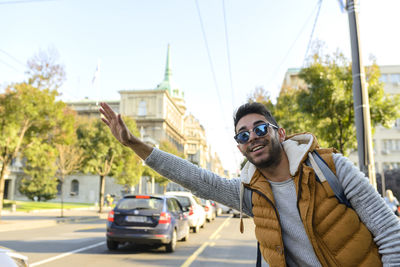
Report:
181,215,232,267
30,241,105,267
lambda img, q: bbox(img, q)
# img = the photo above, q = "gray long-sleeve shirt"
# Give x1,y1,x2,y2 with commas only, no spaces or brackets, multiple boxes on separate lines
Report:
145,148,400,266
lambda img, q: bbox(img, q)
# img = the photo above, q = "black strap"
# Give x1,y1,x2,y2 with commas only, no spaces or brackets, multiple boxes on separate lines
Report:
307,151,352,208
256,242,261,267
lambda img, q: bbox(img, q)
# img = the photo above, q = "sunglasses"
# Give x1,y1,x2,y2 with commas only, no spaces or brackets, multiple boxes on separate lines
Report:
234,123,278,144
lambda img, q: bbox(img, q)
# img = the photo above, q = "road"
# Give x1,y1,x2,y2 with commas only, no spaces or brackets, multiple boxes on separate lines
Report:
0,214,257,266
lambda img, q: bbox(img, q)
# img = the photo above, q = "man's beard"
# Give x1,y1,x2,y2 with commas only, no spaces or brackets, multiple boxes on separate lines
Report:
246,135,283,169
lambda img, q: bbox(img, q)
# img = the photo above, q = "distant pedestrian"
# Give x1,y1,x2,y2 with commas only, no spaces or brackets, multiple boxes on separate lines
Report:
385,189,399,216
100,101,400,266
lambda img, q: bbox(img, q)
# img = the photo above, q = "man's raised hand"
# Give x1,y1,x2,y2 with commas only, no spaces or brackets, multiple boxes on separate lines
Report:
99,102,133,146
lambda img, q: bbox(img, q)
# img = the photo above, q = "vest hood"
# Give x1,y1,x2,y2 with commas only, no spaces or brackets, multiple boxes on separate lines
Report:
238,132,319,232
240,132,319,184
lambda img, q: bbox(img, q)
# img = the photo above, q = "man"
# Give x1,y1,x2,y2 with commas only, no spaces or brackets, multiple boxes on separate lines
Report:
100,101,400,266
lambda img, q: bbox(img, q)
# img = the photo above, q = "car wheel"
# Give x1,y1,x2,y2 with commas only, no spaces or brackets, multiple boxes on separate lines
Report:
193,224,200,233
181,227,190,242
107,238,118,250
166,229,177,253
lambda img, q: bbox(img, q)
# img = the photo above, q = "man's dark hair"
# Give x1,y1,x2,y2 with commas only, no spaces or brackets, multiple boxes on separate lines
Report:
233,102,279,131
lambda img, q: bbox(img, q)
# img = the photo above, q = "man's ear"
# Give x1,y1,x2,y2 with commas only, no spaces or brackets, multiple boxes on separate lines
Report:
278,128,286,143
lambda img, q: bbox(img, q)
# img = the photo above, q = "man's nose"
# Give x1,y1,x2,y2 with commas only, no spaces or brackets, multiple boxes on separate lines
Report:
248,131,260,142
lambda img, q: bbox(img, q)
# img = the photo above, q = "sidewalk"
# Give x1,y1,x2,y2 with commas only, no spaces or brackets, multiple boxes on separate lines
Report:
0,207,110,233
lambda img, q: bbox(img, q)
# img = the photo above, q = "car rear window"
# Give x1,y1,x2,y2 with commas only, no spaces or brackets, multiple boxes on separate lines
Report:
116,197,163,211
174,196,191,208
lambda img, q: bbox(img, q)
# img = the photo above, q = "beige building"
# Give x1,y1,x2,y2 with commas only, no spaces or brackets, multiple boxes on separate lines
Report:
282,65,400,173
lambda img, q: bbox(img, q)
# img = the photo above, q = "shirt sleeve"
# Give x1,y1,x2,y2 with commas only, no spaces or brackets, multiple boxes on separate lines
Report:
145,148,242,211
333,153,400,266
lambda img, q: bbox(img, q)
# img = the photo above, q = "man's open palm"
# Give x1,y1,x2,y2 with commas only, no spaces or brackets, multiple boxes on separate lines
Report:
99,102,132,146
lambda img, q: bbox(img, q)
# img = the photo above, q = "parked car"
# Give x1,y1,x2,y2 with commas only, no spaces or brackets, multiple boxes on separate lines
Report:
0,246,28,267
210,201,222,217
106,194,190,252
218,203,232,214
200,198,216,222
165,191,206,233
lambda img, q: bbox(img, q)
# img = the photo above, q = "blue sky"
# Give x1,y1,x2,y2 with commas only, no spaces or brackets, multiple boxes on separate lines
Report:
1,0,399,173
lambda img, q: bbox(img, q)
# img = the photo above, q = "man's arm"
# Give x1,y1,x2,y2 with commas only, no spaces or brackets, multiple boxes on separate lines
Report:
145,148,242,212
99,102,152,159
333,153,400,265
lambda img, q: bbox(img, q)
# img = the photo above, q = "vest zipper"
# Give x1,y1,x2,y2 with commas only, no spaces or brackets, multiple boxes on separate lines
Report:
250,187,287,263
296,167,303,218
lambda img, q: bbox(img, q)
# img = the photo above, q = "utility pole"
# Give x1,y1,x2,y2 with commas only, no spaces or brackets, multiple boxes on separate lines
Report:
346,0,377,189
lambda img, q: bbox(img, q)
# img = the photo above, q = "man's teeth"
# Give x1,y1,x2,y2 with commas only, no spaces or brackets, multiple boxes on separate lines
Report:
252,146,264,152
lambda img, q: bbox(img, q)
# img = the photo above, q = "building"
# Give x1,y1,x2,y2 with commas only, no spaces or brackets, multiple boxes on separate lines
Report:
281,65,400,174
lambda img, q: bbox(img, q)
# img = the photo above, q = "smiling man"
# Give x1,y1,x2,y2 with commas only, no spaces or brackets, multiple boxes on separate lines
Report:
100,101,400,266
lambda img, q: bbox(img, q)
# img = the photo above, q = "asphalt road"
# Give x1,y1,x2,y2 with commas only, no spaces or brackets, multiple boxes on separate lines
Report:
0,214,257,267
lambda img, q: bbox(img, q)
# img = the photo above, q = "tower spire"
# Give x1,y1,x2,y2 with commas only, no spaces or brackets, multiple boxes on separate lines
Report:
157,44,172,94
164,44,171,82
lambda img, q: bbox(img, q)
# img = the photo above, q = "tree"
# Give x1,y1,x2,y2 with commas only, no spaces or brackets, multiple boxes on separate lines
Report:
112,117,144,194
19,140,58,201
0,83,69,216
297,51,400,154
26,47,66,91
77,117,126,213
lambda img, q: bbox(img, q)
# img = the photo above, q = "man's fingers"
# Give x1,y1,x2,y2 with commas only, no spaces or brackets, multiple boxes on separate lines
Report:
100,102,117,121
101,117,110,127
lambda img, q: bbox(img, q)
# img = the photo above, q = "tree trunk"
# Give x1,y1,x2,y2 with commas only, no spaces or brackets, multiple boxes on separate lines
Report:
0,159,11,220
99,175,105,213
60,180,64,218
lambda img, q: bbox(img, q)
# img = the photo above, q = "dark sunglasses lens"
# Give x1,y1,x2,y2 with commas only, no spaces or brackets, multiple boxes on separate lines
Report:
254,124,268,136
236,132,250,144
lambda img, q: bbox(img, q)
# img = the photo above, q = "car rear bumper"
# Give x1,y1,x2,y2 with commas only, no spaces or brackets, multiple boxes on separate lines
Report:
107,226,172,245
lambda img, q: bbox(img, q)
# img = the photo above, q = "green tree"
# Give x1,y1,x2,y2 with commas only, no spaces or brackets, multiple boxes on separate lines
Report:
19,140,58,201
77,117,126,213
112,117,144,193
0,82,70,215
297,51,399,154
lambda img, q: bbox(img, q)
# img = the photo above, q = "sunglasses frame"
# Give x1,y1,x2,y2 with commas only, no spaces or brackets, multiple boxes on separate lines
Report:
234,122,279,144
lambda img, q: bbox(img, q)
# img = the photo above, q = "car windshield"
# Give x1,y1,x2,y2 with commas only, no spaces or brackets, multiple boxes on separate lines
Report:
174,196,191,208
116,198,163,211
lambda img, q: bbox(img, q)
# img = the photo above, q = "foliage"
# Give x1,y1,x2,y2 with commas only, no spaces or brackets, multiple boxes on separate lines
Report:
0,49,69,211
19,141,58,201
112,116,144,188
297,51,399,154
247,50,399,156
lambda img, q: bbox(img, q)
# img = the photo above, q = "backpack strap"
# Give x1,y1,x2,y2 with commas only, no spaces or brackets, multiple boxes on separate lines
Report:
306,151,352,208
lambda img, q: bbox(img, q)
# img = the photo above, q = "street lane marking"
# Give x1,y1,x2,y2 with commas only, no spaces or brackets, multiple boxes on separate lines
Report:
30,241,105,267
181,215,232,267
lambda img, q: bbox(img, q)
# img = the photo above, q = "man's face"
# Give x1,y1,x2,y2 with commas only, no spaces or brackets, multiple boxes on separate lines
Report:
235,113,283,169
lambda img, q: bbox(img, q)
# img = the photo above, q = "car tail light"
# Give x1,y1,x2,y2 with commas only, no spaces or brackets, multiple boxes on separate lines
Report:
159,212,171,224
135,195,150,199
188,206,194,216
204,206,209,212
108,210,114,222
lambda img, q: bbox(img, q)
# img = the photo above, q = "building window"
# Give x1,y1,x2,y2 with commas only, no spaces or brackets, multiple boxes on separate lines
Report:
138,101,147,116
189,144,197,150
379,74,388,83
382,139,400,152
71,180,79,196
383,162,400,171
391,73,400,84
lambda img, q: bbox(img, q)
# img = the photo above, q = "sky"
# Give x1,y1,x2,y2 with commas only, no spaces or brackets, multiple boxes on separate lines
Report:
1,0,400,174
